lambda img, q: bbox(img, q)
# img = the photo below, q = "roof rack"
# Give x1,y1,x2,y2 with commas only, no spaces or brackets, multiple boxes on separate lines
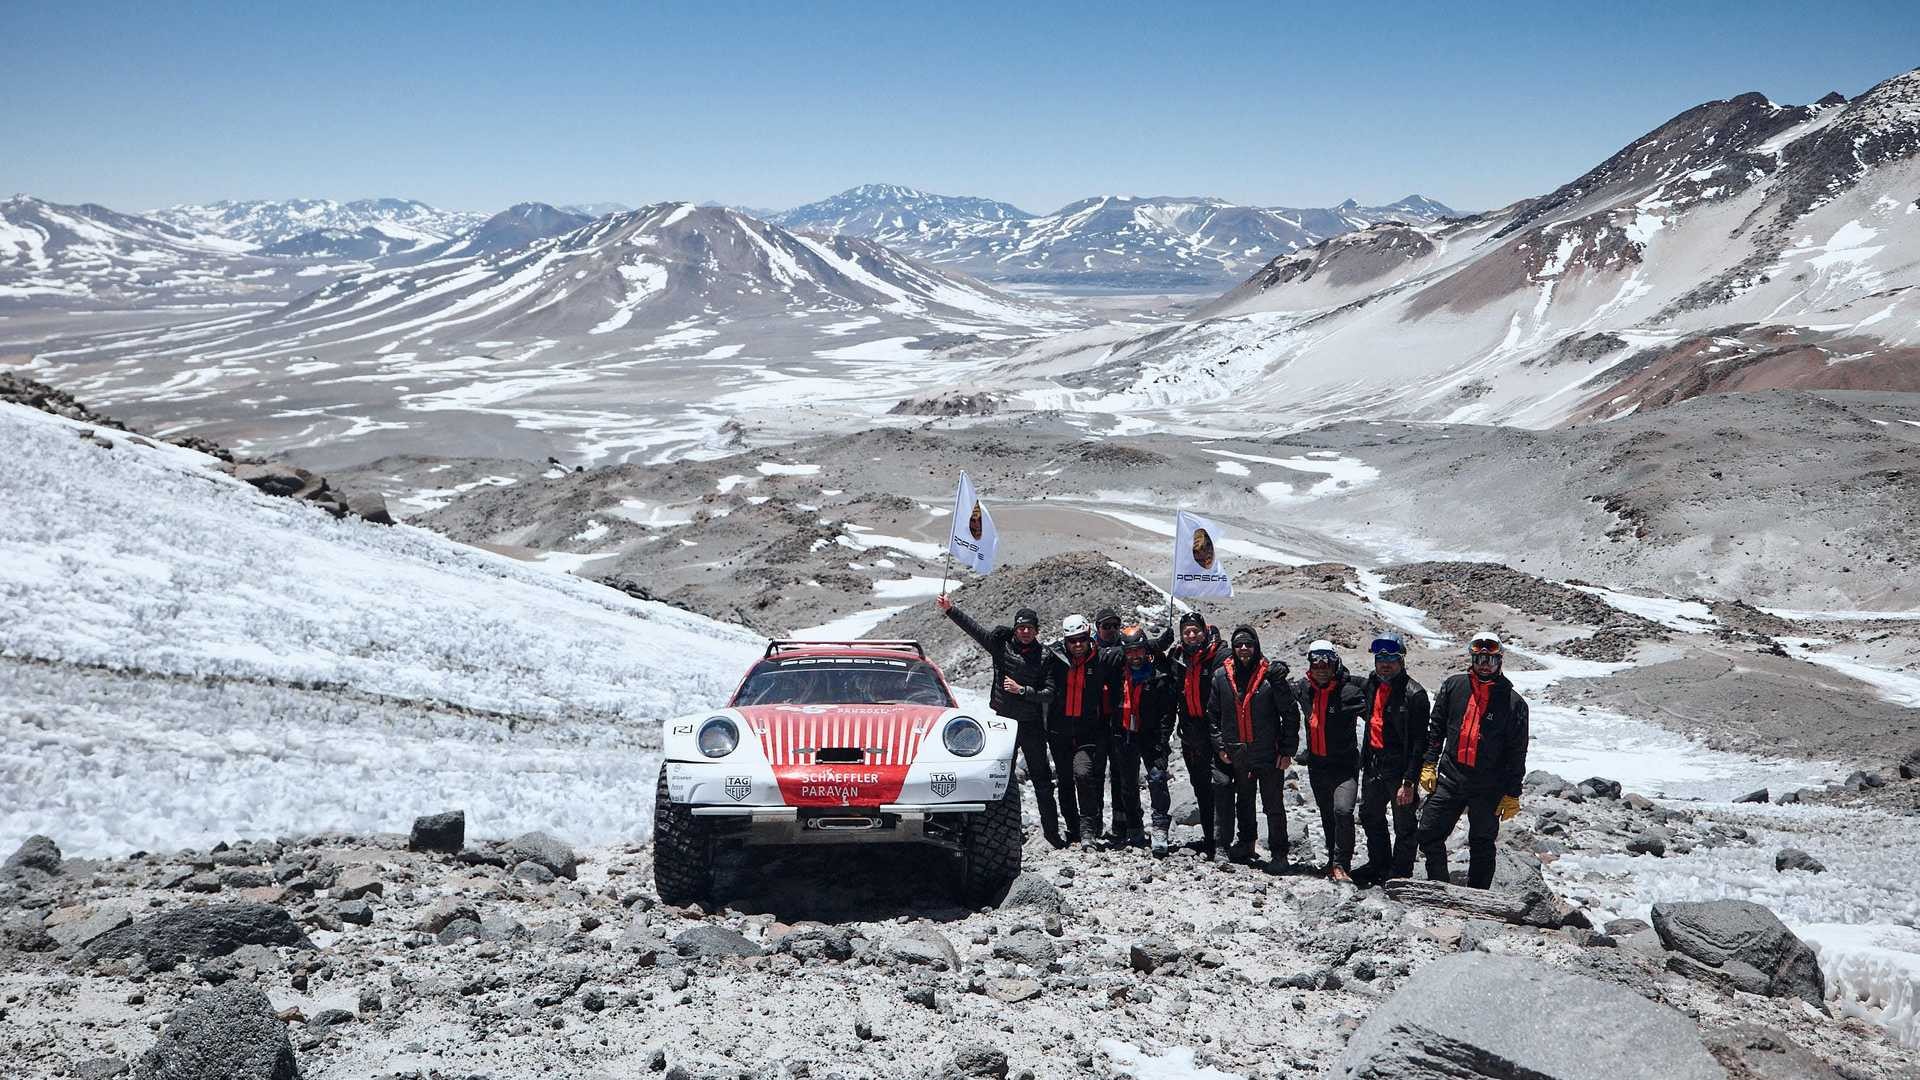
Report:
764,639,928,659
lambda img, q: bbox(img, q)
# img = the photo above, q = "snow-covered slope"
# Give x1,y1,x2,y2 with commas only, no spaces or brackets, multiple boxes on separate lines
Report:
0,400,761,855
773,183,1034,237
0,195,264,303
429,202,592,258
779,186,1458,289
56,202,1066,358
148,197,487,252
1002,68,1920,426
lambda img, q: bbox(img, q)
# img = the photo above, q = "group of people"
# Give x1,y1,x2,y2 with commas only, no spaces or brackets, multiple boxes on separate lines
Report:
936,596,1531,888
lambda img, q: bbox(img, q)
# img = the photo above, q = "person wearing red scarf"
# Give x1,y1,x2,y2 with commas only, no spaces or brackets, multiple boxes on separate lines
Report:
1292,640,1369,882
1105,626,1177,853
1414,631,1531,889
1353,633,1431,885
1156,610,1227,858
1206,625,1299,866
1037,614,1119,846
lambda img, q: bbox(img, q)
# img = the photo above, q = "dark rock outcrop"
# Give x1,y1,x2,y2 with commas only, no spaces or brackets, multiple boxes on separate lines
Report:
1651,899,1825,1005
85,904,313,970
1333,953,1724,1079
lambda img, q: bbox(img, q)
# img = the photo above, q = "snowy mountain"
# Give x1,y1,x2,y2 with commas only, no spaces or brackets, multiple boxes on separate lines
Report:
0,194,278,304
561,201,633,218
33,202,1076,463
426,202,592,259
148,197,487,251
778,186,1458,288
1004,68,1920,426
772,183,1034,237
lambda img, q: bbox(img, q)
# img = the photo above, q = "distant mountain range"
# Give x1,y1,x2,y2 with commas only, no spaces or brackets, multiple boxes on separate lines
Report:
774,185,1460,288
148,197,487,252
1001,68,1920,425
3,185,1462,306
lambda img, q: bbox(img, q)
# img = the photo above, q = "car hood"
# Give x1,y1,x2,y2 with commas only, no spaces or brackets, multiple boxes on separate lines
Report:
732,703,955,766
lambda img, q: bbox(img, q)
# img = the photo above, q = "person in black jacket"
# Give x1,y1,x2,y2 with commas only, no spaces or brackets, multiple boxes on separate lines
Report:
1293,639,1368,882
1415,631,1530,889
1354,632,1430,884
1107,626,1177,854
1038,614,1114,845
1160,611,1225,857
1207,625,1299,865
938,594,1068,848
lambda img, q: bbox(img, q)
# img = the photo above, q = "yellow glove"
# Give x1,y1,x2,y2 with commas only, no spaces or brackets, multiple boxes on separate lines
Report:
1497,795,1520,821
1419,764,1438,794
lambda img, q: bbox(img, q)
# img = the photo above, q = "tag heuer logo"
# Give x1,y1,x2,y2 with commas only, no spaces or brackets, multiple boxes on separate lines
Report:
930,772,957,798
724,776,752,802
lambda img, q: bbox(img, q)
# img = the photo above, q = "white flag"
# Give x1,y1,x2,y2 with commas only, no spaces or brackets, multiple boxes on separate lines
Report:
1172,510,1233,598
947,471,998,575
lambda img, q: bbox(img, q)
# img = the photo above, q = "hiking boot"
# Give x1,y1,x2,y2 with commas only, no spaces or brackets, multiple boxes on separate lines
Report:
1151,825,1170,858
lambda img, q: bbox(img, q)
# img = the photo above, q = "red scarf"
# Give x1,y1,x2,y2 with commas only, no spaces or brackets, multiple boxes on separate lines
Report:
1064,651,1092,717
1455,674,1495,767
1308,678,1334,757
1224,659,1268,743
1368,680,1391,750
1120,671,1144,732
1182,641,1217,716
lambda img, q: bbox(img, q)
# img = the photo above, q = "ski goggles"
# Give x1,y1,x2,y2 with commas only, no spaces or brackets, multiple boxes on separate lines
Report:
1468,638,1503,656
1307,650,1339,665
1368,638,1405,659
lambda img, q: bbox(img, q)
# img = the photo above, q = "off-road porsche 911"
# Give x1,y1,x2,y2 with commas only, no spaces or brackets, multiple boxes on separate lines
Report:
653,640,1023,903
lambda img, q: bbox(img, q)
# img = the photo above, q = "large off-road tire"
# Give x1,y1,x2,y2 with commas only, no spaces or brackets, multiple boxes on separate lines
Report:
958,784,1023,902
652,771,712,906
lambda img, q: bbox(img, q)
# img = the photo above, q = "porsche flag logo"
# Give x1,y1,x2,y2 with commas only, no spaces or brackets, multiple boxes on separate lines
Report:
1173,510,1233,598
947,471,998,574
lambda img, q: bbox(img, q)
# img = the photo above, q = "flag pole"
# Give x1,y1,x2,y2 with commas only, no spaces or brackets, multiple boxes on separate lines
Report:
939,548,953,597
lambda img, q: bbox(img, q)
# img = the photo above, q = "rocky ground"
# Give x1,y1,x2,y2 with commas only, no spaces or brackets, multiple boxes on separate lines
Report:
5,760,1918,1080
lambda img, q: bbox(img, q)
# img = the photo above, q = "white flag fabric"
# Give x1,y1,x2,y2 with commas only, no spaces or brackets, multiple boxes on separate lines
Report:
1172,510,1233,598
947,471,998,575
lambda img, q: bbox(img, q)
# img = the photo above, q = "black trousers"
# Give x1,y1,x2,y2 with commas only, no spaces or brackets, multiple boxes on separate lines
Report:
1108,735,1173,837
1357,768,1420,877
1213,762,1285,858
1415,780,1503,888
1070,735,1108,839
1178,723,1216,853
1308,766,1359,871
1014,719,1074,839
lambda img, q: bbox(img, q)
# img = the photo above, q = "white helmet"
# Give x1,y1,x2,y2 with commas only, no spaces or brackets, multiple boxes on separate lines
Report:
1306,639,1338,662
1468,630,1502,653
1061,614,1091,637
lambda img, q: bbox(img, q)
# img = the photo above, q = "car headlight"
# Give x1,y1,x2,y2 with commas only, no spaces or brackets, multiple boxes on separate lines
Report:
943,716,985,757
698,717,739,758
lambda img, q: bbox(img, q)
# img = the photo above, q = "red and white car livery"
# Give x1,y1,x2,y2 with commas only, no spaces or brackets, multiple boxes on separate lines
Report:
653,640,1025,904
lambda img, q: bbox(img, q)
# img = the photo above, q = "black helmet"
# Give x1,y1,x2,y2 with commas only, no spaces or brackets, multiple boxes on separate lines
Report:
1119,625,1149,649
1179,610,1206,631
1014,608,1040,628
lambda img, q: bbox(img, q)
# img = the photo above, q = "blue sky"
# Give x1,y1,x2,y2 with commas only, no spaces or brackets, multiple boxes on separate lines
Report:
5,1,1915,216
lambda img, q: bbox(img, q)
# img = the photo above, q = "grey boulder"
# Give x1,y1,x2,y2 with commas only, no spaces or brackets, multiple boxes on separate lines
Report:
671,924,762,958
1773,848,1826,874
409,810,465,854
504,831,577,880
86,904,312,971
1651,899,1825,1005
996,872,1067,914
1332,953,1724,1079
4,834,62,875
133,983,297,1080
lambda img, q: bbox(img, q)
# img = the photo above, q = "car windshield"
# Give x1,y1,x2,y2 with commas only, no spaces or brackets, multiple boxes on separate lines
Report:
732,656,953,707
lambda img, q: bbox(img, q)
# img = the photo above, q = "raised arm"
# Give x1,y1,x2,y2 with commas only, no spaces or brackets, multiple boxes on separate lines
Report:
942,601,996,655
